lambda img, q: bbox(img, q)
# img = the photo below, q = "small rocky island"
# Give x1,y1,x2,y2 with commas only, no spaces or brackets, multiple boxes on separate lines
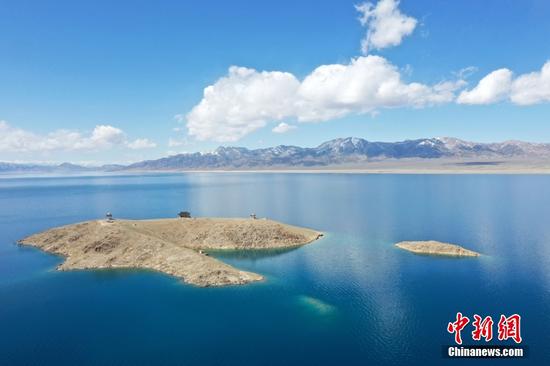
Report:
395,240,480,257
19,217,322,287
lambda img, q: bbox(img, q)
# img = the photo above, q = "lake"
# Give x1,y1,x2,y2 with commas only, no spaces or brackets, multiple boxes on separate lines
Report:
1,173,549,365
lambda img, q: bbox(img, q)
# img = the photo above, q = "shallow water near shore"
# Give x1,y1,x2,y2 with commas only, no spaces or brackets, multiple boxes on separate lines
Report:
1,173,549,365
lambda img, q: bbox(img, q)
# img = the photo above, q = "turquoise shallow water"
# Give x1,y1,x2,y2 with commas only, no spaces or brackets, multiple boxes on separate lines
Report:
1,173,549,365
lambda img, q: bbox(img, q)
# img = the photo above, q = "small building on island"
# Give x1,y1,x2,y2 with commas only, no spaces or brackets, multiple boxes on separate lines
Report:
178,211,191,219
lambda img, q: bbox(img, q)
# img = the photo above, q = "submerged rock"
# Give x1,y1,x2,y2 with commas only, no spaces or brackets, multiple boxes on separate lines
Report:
298,295,335,314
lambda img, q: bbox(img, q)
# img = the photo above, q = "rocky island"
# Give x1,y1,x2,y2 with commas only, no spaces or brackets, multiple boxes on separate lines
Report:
395,240,480,257
19,217,322,287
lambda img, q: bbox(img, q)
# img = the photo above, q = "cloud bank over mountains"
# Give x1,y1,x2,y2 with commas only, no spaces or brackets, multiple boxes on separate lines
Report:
183,0,550,142
0,121,156,153
186,57,463,142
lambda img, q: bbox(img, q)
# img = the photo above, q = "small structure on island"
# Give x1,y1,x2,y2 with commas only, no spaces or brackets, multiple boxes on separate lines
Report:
178,211,191,219
250,213,257,219
105,212,114,222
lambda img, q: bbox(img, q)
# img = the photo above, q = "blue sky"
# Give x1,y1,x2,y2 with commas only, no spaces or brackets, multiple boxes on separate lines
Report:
1,0,550,163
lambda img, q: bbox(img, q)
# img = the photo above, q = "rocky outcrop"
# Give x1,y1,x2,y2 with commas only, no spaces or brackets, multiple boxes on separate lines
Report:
395,240,480,257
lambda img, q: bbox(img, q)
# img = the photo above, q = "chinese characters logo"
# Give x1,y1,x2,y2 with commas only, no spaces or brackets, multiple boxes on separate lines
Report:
447,313,522,344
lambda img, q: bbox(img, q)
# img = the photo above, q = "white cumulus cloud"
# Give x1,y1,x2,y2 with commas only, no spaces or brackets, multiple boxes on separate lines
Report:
185,56,463,142
186,66,301,142
510,61,550,105
0,121,155,152
457,68,513,105
127,138,157,149
355,0,418,54
88,125,126,148
458,61,550,106
297,55,462,121
272,122,297,134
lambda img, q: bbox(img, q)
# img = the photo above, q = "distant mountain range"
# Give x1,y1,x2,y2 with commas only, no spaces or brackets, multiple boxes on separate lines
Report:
2,137,550,173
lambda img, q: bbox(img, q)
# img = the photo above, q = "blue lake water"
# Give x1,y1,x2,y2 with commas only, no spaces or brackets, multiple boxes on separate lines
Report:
1,173,549,365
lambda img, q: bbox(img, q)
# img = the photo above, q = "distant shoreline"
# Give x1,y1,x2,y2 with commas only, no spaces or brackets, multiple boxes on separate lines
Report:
2,158,550,177
3,169,550,178
111,159,550,175
120,168,550,175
